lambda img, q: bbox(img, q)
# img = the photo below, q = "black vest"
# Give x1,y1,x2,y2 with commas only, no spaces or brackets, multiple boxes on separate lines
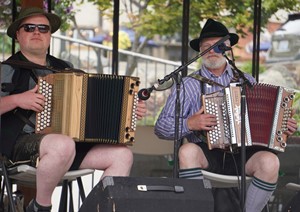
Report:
0,52,71,157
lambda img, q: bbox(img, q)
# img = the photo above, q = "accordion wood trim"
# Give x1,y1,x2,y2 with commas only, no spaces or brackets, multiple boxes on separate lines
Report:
35,72,140,145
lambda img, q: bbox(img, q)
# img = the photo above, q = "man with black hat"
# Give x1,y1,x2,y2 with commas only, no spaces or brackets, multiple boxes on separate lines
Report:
155,18,298,211
0,7,147,212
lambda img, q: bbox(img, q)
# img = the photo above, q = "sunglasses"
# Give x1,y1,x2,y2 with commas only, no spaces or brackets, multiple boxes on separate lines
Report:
18,24,50,33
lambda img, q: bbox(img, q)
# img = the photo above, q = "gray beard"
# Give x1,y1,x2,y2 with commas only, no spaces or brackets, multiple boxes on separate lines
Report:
203,57,226,70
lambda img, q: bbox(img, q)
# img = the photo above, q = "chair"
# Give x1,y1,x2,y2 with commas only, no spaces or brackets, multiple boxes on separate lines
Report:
0,159,94,212
283,182,300,211
286,182,300,191
202,170,253,188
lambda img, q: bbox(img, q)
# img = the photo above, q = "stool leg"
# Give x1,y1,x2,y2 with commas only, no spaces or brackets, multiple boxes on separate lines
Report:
59,180,68,212
0,176,5,210
68,182,74,212
1,162,16,212
0,176,4,208
77,177,86,201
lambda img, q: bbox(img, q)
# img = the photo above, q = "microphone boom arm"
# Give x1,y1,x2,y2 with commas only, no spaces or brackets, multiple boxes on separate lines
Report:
158,35,231,85
137,35,231,100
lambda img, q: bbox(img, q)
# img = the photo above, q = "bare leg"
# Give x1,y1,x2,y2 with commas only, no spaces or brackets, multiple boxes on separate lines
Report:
245,151,279,212
79,144,133,179
36,134,76,206
179,143,208,169
245,151,279,183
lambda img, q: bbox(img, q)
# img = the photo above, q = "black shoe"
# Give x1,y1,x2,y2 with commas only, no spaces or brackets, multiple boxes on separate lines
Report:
26,199,51,212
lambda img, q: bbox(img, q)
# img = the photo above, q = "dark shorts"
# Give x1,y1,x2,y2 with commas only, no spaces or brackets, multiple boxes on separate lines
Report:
196,142,277,176
11,133,94,170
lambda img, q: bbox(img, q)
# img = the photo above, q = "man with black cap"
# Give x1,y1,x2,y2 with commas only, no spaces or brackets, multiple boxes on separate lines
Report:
155,18,298,211
0,7,147,212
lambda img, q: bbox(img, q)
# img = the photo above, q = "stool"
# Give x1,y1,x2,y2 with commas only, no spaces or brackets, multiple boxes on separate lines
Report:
1,162,94,212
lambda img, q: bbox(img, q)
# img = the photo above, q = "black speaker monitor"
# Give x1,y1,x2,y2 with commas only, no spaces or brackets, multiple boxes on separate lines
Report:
79,176,214,212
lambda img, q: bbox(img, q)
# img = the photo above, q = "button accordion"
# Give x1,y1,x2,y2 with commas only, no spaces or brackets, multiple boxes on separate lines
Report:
202,83,295,152
36,72,140,145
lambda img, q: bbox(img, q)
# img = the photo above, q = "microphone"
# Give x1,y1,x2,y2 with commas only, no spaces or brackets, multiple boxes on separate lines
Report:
138,87,154,100
213,43,232,54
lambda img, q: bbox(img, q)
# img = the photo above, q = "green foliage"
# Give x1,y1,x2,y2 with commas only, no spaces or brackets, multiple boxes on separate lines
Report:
85,0,300,50
84,0,112,11
239,61,266,75
293,92,300,136
0,0,21,29
0,0,76,32
2,0,300,41
46,0,77,32
0,35,13,54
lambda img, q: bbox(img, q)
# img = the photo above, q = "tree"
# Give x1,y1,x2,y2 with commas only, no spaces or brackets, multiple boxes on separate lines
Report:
82,0,300,75
1,0,300,74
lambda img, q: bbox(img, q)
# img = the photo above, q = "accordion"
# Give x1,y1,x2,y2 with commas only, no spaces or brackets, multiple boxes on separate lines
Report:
202,83,295,152
35,72,140,145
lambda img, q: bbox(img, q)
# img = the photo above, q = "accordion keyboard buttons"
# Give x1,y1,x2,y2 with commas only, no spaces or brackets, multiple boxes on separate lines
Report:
36,79,52,132
204,100,221,144
130,93,139,131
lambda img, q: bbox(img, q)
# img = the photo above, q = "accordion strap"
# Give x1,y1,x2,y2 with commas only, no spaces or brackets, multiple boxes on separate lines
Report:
3,60,56,72
188,72,225,88
2,60,85,74
13,109,35,129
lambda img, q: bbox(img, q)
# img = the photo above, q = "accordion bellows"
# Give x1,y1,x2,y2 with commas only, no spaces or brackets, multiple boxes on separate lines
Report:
202,83,295,152
36,72,140,145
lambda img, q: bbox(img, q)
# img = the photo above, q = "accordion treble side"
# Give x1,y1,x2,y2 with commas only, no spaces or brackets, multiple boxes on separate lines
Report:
35,72,140,145
202,83,295,152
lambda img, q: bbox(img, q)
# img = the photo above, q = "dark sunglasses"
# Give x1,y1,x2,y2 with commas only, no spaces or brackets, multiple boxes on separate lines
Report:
18,24,50,33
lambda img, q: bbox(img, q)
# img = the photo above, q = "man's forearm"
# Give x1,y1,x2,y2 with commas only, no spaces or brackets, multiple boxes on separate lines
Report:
0,95,19,115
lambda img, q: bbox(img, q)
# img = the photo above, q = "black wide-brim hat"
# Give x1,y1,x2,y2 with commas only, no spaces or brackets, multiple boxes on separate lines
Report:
189,18,239,52
7,7,61,39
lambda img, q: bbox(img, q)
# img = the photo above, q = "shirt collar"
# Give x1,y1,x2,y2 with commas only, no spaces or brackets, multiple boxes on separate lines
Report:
201,62,235,79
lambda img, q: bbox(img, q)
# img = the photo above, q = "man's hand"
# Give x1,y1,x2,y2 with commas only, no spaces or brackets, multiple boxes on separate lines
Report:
136,100,147,120
187,107,217,131
17,85,45,112
286,117,298,136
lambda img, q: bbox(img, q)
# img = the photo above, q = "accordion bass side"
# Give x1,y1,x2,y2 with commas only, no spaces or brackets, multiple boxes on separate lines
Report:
35,72,140,145
202,83,295,152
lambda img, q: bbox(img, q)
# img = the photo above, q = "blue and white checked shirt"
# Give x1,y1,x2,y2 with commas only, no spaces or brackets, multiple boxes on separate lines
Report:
154,63,256,143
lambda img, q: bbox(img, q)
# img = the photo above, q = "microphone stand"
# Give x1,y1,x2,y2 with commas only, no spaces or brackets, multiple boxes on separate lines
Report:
223,52,252,212
155,35,231,178
240,82,247,212
173,74,182,178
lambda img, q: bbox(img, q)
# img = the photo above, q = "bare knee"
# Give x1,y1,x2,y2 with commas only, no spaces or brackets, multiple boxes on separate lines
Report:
40,134,76,161
259,153,280,174
179,143,208,169
101,146,133,177
247,151,280,182
117,146,134,166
